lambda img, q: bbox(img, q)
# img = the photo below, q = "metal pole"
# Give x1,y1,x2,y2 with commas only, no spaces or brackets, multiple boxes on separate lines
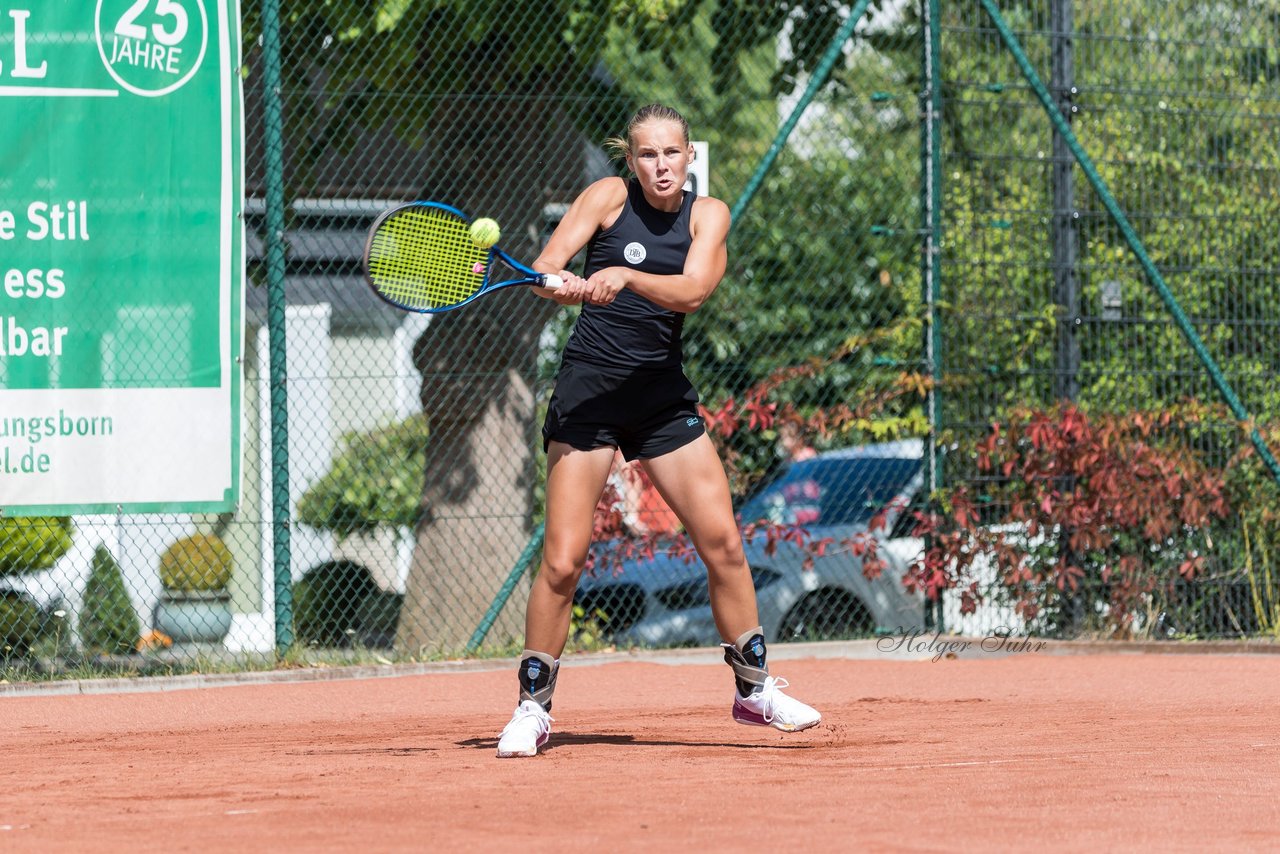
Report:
920,0,944,631
261,0,294,655
1051,0,1080,403
1048,0,1084,631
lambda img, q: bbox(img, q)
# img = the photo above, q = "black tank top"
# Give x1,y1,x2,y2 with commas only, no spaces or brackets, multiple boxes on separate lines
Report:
561,179,695,369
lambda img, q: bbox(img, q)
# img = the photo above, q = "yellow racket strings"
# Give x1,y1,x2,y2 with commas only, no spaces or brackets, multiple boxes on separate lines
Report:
368,207,488,309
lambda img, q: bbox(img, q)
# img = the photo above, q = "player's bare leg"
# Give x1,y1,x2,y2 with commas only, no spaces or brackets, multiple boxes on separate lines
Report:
525,442,616,656
643,434,821,732
498,442,615,757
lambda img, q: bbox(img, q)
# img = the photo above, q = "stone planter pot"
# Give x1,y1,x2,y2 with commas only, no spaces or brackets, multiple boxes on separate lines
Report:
154,589,233,644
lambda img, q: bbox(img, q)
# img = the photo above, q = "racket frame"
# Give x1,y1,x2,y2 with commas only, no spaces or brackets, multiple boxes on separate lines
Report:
362,201,562,314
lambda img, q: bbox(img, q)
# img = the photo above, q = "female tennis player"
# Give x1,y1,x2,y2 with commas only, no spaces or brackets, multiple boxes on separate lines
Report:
496,104,821,757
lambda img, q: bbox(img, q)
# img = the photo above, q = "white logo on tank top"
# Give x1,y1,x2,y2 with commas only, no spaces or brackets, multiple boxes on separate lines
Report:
623,242,647,264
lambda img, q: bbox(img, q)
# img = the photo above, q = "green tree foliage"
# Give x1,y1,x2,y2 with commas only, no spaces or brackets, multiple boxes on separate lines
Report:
298,414,430,538
939,1,1280,437
0,592,43,659
79,546,140,656
238,1,679,197
239,0,1277,456
239,0,936,650
0,517,74,575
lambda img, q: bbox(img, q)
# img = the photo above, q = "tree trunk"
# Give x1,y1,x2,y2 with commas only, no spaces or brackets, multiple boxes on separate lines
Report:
397,291,542,651
390,88,596,652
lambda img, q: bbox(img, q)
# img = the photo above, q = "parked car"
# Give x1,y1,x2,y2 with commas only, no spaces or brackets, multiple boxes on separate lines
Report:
574,439,928,647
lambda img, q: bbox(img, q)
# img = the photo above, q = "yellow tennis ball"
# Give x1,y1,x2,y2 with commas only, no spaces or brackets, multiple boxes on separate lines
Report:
469,217,501,248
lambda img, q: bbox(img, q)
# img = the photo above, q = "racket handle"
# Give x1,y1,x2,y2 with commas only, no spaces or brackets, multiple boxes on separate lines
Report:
540,274,563,290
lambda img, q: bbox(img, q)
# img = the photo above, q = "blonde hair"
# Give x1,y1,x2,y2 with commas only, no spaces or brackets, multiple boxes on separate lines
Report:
604,103,691,161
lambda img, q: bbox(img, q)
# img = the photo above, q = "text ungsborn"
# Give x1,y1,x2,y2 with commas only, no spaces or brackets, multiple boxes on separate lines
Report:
0,411,114,443
877,627,1047,662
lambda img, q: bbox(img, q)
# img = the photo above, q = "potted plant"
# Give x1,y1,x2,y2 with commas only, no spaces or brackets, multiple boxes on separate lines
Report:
153,533,234,644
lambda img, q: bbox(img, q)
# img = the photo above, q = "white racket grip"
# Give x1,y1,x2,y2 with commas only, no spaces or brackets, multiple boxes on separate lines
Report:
540,273,564,290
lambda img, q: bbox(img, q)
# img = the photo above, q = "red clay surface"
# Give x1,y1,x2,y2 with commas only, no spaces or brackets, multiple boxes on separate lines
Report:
2,651,1278,852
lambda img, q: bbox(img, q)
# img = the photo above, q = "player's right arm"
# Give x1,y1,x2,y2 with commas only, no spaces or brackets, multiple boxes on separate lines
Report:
532,177,627,304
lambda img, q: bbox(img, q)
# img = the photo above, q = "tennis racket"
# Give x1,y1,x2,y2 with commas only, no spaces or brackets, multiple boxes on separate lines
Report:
362,201,563,313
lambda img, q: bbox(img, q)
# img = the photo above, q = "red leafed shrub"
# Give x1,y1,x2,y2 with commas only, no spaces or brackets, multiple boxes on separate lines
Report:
585,333,931,578
905,403,1232,636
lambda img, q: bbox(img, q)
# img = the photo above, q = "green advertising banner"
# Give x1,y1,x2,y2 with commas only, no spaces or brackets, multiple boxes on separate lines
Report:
0,1,243,514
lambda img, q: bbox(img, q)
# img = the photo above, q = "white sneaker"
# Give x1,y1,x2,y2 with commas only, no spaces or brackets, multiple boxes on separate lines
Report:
496,700,553,758
732,676,821,732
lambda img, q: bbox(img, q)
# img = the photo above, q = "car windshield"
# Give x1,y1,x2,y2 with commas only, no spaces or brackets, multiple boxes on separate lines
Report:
738,455,921,527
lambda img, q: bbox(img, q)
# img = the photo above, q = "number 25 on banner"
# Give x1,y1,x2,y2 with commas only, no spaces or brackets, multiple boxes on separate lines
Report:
96,0,209,97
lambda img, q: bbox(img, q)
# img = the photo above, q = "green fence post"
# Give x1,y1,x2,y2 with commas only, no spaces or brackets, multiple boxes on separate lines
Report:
466,525,545,654
729,0,876,226
978,0,1280,488
261,0,294,655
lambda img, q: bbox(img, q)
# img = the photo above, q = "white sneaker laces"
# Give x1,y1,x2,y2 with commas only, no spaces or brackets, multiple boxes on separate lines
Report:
506,701,553,732
756,675,791,723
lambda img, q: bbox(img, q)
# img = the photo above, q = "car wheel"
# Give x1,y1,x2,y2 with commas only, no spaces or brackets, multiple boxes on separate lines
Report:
779,590,874,642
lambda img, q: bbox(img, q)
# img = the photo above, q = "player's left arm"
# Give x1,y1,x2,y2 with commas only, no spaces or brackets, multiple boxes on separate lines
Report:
584,197,730,313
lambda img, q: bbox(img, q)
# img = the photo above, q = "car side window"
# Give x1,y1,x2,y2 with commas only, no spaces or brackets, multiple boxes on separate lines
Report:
779,475,822,525
740,464,820,526
815,458,922,526
739,456,922,528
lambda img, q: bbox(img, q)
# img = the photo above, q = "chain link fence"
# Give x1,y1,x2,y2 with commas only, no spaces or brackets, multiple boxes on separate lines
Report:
938,0,1280,638
3,0,1278,676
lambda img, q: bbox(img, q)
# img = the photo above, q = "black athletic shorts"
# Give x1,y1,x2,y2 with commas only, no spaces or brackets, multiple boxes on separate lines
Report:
542,359,705,461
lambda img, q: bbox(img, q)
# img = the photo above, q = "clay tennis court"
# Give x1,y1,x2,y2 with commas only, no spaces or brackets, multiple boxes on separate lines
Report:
2,642,1278,851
